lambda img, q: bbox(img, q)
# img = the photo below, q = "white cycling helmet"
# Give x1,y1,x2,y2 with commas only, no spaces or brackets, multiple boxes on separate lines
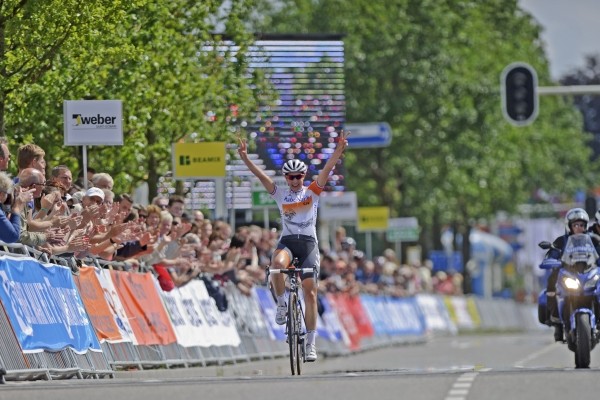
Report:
282,159,307,175
565,207,589,232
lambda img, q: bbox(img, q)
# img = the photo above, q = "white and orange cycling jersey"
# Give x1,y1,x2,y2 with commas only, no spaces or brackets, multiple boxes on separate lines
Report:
270,181,324,238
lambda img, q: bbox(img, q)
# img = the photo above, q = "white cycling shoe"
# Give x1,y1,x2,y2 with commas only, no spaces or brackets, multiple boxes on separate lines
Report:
305,344,317,362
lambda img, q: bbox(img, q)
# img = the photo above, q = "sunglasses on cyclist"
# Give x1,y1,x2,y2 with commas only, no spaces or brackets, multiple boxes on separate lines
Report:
286,174,304,181
572,222,586,228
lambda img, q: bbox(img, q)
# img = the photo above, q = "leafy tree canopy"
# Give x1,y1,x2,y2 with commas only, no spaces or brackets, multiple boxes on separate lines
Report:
250,0,597,235
2,0,274,198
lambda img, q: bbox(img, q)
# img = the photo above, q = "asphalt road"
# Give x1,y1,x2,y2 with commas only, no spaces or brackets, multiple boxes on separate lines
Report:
3,331,600,400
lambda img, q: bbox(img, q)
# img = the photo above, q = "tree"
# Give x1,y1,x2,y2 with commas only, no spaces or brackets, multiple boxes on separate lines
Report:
1,0,134,138
249,0,596,256
560,55,600,158
3,0,274,201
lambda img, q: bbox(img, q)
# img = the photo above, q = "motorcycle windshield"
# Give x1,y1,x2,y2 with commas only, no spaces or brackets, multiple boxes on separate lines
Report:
561,233,599,266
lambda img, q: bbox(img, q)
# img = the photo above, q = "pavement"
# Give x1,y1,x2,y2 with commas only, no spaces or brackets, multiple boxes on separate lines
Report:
113,355,334,380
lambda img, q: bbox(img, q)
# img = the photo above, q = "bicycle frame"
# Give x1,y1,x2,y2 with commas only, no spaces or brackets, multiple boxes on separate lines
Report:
266,258,317,375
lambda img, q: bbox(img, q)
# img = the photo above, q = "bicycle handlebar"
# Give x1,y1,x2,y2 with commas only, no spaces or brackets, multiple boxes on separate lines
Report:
267,267,316,275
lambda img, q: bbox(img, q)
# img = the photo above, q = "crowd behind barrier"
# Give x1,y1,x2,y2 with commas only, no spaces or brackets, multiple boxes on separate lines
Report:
0,142,541,382
0,244,540,383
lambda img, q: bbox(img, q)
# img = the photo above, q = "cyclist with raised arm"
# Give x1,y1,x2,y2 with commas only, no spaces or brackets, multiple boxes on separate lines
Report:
238,130,349,362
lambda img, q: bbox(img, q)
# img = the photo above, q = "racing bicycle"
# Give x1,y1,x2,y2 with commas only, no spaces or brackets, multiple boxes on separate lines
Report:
266,258,317,375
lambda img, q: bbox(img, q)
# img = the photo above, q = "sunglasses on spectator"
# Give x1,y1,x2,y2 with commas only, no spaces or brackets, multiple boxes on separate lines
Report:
159,204,168,209
286,174,304,181
31,181,46,188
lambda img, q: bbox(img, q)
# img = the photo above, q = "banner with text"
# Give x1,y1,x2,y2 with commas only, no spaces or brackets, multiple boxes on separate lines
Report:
172,142,226,179
110,270,177,345
0,256,101,353
75,266,124,343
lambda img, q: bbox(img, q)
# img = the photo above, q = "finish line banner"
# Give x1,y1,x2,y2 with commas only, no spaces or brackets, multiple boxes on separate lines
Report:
0,256,101,354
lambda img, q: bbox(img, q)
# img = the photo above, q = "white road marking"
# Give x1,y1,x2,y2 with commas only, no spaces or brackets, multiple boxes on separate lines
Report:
513,342,557,367
444,371,479,400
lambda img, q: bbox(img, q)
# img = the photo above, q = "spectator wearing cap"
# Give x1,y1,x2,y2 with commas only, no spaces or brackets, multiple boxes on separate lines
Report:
83,187,105,207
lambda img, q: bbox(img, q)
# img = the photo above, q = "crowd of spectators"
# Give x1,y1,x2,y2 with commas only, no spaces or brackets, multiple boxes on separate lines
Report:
0,138,464,310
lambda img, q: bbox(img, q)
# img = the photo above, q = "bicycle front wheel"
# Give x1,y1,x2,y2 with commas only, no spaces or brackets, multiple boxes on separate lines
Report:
288,292,299,375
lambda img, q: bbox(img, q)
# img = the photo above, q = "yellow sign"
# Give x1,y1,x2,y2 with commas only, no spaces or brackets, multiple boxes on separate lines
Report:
357,207,389,232
172,142,226,178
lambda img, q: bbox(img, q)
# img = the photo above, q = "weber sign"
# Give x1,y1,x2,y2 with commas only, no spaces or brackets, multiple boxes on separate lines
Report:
64,100,123,146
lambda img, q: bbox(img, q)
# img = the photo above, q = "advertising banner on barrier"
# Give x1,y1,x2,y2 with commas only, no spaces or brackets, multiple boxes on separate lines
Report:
160,283,215,347
75,266,125,343
0,256,101,353
189,280,240,347
415,294,457,334
96,269,136,344
326,293,361,350
110,270,177,345
317,295,346,343
254,287,286,341
385,297,426,336
359,295,388,335
343,294,375,338
227,286,272,337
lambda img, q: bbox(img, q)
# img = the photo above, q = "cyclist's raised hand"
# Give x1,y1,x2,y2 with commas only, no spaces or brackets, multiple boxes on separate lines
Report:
337,129,350,152
237,136,248,160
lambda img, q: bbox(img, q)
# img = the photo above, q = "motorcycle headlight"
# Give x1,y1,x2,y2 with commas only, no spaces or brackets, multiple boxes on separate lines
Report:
563,277,581,290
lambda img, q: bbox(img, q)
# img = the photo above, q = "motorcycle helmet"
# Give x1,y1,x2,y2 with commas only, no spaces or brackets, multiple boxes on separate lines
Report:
282,159,307,175
565,207,589,232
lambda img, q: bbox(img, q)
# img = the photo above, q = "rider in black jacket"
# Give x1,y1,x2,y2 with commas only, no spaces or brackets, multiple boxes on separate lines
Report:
545,208,596,341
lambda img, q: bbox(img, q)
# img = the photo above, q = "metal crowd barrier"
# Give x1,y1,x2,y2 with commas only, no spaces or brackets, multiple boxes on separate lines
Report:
0,241,541,382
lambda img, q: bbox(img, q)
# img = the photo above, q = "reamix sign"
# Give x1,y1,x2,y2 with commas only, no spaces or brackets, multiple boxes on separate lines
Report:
172,142,226,179
63,100,123,146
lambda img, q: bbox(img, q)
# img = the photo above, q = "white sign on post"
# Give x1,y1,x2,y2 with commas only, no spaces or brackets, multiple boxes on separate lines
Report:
345,122,392,148
63,100,123,146
319,191,357,221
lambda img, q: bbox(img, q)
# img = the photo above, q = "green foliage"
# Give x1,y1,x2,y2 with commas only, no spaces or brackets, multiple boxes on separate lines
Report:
1,0,274,199
250,0,596,232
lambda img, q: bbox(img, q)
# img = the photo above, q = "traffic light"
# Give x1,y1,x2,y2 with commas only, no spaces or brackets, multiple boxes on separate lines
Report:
501,62,538,126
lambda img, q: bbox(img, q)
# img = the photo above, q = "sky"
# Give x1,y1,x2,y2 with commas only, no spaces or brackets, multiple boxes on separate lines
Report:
519,0,600,80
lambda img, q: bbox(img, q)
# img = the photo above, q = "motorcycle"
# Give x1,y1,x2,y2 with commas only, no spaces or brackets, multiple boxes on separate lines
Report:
538,233,600,368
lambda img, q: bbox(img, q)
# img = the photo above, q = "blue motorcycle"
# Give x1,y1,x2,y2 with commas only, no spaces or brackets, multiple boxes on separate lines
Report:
538,233,600,368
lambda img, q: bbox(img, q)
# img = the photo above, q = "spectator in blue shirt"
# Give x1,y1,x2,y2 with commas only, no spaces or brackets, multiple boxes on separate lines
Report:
0,171,33,243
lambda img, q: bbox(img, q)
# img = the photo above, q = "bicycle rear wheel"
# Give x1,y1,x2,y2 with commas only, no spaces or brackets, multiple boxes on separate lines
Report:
287,292,299,375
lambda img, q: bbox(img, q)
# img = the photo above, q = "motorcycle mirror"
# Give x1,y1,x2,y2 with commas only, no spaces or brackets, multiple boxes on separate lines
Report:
538,241,552,250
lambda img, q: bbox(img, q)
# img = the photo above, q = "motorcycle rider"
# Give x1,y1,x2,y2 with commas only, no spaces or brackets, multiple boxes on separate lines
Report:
545,208,600,341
